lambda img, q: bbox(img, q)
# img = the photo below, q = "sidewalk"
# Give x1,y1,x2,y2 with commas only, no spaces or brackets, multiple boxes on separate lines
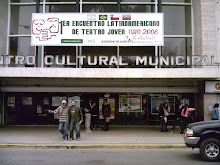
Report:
0,125,186,149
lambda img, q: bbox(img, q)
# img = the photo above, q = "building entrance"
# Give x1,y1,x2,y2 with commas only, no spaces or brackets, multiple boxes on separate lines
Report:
4,92,197,125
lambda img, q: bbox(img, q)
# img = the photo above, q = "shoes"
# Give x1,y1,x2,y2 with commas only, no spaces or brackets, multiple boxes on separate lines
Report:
86,130,92,132
179,133,183,135
171,130,174,133
70,138,73,141
77,138,80,141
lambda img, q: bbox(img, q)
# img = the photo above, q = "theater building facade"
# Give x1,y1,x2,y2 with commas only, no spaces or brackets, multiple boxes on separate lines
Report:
0,0,220,125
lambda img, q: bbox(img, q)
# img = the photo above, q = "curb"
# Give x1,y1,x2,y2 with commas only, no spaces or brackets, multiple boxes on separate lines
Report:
0,144,188,149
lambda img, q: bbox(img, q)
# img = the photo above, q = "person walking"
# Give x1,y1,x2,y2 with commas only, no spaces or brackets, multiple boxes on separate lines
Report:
84,99,95,132
68,100,83,141
171,104,183,133
48,100,69,140
211,103,219,120
159,104,166,132
164,102,170,131
180,104,195,135
102,99,111,131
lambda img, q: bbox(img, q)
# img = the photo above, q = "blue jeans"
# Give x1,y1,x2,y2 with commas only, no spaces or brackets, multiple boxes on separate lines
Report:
70,120,80,139
160,117,167,132
59,122,68,139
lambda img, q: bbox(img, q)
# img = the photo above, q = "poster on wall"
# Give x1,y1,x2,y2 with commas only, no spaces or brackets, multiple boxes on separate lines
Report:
151,97,175,115
99,97,115,120
181,99,189,106
68,96,80,107
37,105,42,113
8,96,15,107
119,95,142,112
44,97,49,105
52,96,67,106
22,97,32,105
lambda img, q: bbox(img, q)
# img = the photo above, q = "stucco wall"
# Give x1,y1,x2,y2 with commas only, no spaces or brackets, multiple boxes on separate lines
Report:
193,0,218,65
204,94,219,121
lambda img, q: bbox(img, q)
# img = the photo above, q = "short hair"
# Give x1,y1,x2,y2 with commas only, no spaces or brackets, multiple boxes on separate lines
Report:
214,103,219,108
103,99,107,102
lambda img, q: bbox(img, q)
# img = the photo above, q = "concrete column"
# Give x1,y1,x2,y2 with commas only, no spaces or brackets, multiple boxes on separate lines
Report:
216,0,220,62
0,0,8,56
0,0,8,126
196,81,204,121
192,0,218,66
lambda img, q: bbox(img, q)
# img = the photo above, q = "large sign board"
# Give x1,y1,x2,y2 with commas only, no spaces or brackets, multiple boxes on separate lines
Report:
31,13,164,46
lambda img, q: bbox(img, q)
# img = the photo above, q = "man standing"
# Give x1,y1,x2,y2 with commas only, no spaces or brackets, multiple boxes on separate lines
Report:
49,100,69,141
102,99,111,131
69,100,83,141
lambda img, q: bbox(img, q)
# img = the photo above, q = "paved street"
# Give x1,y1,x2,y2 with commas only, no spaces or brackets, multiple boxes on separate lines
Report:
0,148,219,165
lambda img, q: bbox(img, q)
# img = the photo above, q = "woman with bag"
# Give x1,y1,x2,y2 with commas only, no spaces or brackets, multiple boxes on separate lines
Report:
102,99,111,131
159,104,167,132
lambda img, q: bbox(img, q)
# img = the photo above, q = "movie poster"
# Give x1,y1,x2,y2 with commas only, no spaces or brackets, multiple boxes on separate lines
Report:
52,96,67,106
119,95,142,112
22,97,32,105
99,97,115,120
37,105,42,113
8,96,15,107
151,97,175,115
68,96,80,107
44,97,49,105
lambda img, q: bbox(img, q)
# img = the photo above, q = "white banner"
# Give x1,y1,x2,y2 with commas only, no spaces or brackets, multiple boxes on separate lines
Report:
31,13,164,46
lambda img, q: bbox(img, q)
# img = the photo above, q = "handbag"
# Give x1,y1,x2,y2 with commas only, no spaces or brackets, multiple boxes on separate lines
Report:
106,117,110,122
164,116,167,123
84,108,90,113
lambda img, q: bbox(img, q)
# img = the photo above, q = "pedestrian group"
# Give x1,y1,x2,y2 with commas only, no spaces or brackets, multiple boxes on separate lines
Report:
49,98,111,141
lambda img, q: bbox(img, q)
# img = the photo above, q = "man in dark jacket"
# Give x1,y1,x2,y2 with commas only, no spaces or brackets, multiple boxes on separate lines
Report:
69,100,83,141
102,99,111,131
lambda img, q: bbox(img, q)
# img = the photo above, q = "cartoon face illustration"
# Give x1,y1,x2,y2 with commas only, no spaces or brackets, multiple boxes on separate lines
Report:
47,17,59,33
32,19,45,35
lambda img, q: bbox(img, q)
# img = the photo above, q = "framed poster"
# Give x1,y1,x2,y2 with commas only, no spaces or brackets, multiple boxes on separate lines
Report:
52,96,67,106
37,105,42,113
119,95,142,112
22,97,32,105
44,97,49,105
99,97,115,120
68,96,80,107
151,97,175,115
8,96,15,107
